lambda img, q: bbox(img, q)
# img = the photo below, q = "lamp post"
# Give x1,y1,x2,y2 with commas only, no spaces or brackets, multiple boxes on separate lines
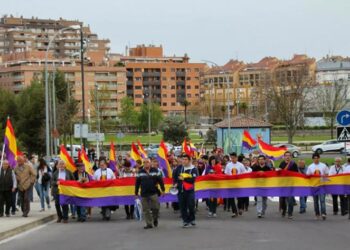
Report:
45,25,80,160
80,24,86,148
202,60,232,153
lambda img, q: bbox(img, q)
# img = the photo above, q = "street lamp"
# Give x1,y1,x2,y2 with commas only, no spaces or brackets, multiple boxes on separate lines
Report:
45,25,80,160
202,60,233,152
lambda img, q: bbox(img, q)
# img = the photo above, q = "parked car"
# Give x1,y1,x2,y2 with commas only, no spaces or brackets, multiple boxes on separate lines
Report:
340,142,350,155
65,144,81,159
274,144,301,158
312,140,345,154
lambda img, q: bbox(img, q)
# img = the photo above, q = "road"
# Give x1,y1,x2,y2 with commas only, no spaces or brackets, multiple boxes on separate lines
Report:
1,199,349,250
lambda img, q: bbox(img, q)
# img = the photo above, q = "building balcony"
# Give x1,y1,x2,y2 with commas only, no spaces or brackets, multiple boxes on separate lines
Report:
127,80,133,86
143,72,161,77
176,71,186,77
143,80,161,86
127,89,134,95
126,71,133,77
176,81,185,87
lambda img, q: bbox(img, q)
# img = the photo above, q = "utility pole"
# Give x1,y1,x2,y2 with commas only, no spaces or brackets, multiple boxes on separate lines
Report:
80,24,86,148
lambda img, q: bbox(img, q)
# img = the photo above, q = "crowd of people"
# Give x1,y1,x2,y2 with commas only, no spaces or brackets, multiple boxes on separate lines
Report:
1,150,350,229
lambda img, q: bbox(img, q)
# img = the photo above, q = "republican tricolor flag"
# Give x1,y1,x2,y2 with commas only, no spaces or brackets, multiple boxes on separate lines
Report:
79,147,94,177
157,140,172,178
3,118,18,168
108,142,117,172
59,145,77,173
242,130,257,150
137,140,148,159
182,138,192,157
130,142,142,167
258,138,287,160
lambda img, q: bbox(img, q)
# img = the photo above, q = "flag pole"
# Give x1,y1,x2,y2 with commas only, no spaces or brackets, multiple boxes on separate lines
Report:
0,143,5,169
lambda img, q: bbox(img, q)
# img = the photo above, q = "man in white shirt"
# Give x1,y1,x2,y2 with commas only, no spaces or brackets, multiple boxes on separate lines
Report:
224,152,245,217
329,158,347,216
306,153,329,220
93,158,116,220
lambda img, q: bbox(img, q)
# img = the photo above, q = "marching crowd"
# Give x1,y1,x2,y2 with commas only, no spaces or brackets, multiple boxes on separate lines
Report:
1,150,350,229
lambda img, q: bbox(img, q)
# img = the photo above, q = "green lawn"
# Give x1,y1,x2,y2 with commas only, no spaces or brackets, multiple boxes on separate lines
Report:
80,132,205,146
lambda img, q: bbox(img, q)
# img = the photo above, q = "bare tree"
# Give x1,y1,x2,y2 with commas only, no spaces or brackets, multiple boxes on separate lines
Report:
313,77,349,138
267,64,313,143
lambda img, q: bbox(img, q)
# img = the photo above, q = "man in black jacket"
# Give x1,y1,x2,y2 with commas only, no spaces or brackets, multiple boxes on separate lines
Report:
173,154,199,228
0,160,17,217
252,155,272,218
135,158,165,229
279,151,299,219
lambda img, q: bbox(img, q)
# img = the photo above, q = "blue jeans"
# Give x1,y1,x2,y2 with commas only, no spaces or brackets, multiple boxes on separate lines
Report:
38,183,50,209
76,206,86,220
70,204,76,216
299,196,307,211
313,194,326,216
178,190,196,224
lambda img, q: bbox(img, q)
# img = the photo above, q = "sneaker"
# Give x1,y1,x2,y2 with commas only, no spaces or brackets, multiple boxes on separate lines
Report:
238,210,243,215
190,221,196,226
39,209,45,212
183,223,190,228
231,213,237,218
207,212,213,218
11,211,15,215
212,213,217,218
257,213,262,218
322,214,326,220
288,215,293,220
6,214,10,217
144,225,153,229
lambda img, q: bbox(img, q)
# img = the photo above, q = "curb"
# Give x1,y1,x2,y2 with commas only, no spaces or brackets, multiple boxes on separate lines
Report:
0,214,56,242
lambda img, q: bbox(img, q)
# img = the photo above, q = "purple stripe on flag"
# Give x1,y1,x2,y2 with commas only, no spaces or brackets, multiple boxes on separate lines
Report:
129,159,136,168
4,136,16,168
242,141,252,149
59,194,178,206
156,156,169,177
108,160,116,172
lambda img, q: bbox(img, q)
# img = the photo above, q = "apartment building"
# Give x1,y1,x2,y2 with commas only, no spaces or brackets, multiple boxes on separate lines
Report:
122,45,205,115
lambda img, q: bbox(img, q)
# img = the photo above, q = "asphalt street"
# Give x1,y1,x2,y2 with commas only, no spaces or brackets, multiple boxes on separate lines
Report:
1,199,349,250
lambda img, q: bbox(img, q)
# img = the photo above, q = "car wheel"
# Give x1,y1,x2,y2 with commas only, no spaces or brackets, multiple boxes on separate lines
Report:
292,151,298,158
315,148,323,155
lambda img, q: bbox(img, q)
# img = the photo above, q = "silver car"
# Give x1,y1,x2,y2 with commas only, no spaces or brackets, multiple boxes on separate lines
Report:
274,143,301,158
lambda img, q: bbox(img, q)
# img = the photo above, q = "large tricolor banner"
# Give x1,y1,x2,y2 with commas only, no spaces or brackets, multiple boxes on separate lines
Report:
59,171,350,206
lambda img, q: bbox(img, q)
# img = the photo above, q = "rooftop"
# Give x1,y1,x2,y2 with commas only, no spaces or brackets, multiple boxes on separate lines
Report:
215,116,272,128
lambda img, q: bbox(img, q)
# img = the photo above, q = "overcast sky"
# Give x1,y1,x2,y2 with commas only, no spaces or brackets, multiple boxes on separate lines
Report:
1,0,349,64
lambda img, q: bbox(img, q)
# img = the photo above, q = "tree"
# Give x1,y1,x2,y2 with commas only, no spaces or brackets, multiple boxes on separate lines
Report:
267,65,312,143
0,88,17,136
205,127,217,145
161,116,188,145
118,97,139,130
138,103,163,132
15,81,46,155
313,78,349,139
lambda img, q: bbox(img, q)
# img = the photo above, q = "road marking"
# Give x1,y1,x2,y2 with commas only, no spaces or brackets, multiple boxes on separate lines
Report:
0,221,54,245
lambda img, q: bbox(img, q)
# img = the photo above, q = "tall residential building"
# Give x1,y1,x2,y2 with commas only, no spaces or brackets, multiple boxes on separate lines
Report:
0,15,110,62
0,16,125,120
121,45,205,115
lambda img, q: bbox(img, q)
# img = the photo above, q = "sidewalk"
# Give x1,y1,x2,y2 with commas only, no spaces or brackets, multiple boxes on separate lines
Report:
0,195,56,241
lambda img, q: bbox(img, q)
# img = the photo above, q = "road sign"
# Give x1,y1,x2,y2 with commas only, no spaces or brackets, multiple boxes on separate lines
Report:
336,110,350,126
87,133,105,142
337,126,350,142
74,124,89,138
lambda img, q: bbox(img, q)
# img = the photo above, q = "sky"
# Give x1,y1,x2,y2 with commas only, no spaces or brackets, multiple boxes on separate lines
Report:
1,0,349,64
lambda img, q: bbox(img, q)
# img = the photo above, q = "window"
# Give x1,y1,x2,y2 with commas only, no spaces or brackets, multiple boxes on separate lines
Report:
162,103,167,106
135,68,142,72
162,85,167,89
135,94,142,98
162,77,167,81
135,77,142,81
187,85,191,89
162,68,166,72
171,94,176,98
171,103,176,106
195,85,199,89
186,77,191,80
135,86,142,89
171,77,175,80
187,94,191,98
135,103,141,107
171,68,175,72
162,94,167,98
171,86,175,89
